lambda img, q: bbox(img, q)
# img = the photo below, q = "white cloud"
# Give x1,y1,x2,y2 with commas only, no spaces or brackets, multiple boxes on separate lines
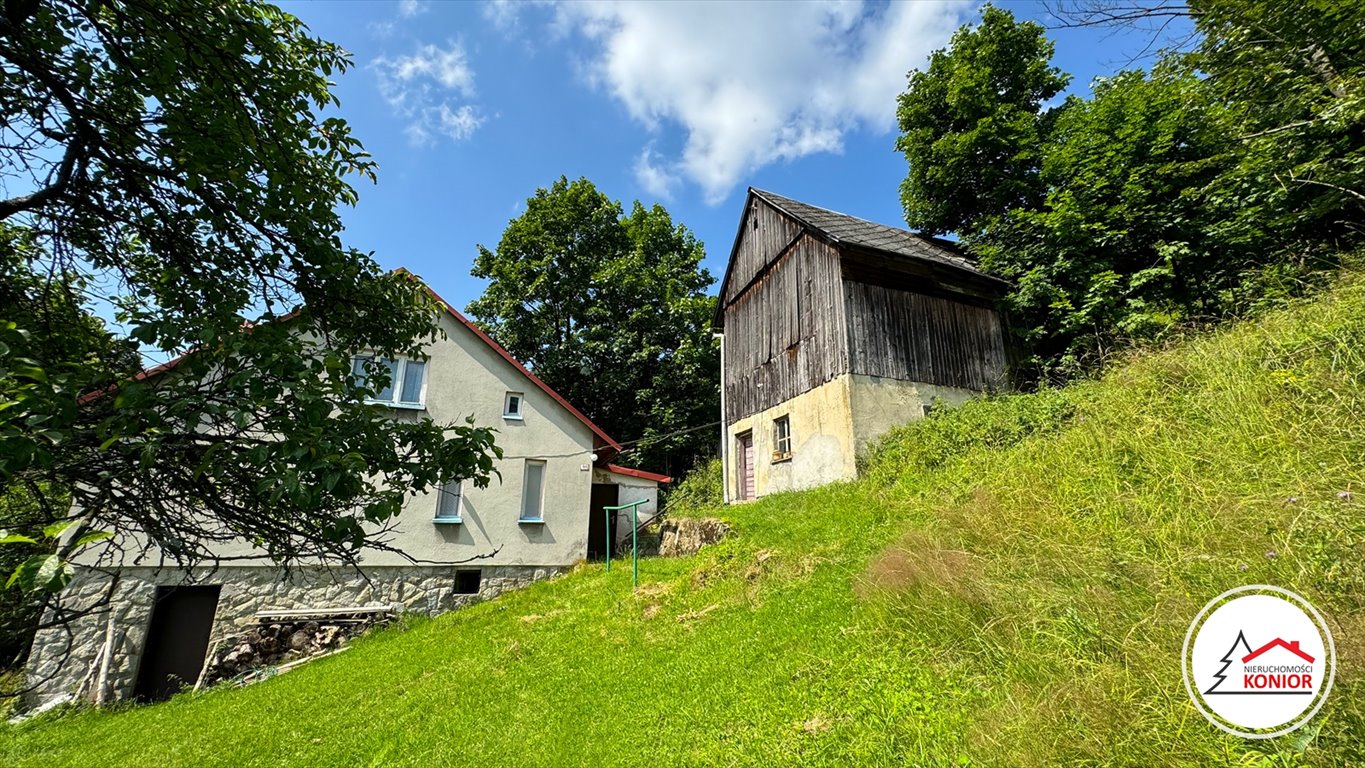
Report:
634,145,680,201
397,0,427,19
482,0,522,31
548,1,970,202
371,42,483,146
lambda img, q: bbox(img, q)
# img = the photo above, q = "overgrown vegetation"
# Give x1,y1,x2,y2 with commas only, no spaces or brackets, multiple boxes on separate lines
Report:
5,264,1363,766
897,1,1364,379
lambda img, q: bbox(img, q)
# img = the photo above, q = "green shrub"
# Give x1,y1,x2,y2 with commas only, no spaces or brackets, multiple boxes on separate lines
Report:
660,457,722,519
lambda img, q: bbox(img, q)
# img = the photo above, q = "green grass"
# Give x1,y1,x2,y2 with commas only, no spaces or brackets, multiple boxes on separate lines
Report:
5,274,1365,766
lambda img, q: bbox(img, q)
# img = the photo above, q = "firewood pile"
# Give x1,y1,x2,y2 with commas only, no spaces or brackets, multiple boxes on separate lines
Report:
201,610,391,687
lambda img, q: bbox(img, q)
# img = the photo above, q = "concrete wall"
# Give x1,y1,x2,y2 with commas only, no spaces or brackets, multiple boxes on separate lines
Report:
723,374,857,499
722,373,985,501
846,374,980,454
26,563,564,710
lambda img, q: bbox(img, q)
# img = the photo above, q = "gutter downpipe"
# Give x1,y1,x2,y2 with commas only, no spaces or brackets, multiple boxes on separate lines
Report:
715,331,729,504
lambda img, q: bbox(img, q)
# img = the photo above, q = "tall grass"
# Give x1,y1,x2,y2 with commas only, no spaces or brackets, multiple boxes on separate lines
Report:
3,274,1364,766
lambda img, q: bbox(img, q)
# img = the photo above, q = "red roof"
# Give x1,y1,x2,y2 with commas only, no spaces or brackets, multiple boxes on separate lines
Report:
1242,638,1316,664
402,271,623,454
606,464,672,484
97,271,635,461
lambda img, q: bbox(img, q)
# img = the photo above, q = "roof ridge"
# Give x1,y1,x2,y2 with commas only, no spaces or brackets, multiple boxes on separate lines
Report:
751,187,913,239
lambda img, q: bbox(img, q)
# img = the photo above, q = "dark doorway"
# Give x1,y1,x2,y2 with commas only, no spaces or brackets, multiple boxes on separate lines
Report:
587,483,619,561
133,585,221,702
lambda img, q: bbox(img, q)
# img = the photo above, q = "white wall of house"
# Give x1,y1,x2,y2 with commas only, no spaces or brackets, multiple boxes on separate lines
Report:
386,310,597,568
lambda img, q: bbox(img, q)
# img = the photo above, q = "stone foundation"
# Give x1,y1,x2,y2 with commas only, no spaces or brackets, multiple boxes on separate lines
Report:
24,562,564,711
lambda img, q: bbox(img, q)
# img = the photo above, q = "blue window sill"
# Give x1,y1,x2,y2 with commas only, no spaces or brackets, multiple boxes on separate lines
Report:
433,517,463,525
518,518,545,525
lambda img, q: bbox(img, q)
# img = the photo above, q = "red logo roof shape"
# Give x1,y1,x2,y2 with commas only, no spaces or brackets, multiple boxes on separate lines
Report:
1242,638,1316,664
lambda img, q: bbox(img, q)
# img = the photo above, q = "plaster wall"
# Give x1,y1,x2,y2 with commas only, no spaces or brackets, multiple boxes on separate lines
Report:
846,374,981,453
74,310,600,571
724,374,857,499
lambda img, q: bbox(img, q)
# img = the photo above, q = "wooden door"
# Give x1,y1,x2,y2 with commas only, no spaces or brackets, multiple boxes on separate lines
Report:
133,585,221,702
736,432,755,500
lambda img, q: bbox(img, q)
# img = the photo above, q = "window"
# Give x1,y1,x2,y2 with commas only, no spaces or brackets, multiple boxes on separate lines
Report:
772,416,792,462
454,569,481,595
352,355,426,408
434,480,462,522
504,391,524,419
520,460,546,522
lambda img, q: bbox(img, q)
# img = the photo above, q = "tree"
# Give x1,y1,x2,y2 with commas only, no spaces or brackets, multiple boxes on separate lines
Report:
898,2,1363,381
1190,0,1364,254
977,68,1244,377
895,5,1070,237
0,0,500,628
470,177,719,477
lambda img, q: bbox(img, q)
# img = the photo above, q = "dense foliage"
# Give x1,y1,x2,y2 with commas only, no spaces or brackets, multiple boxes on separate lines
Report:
470,177,719,477
897,1,1364,379
0,0,501,650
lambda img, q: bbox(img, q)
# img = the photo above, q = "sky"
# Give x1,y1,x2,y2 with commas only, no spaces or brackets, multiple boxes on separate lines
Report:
279,0,1191,312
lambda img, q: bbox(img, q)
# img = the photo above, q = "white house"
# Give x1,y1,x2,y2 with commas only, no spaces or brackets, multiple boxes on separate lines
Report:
24,276,668,708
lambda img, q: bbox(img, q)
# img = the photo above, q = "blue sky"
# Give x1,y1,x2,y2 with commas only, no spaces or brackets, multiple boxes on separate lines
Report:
282,0,1190,312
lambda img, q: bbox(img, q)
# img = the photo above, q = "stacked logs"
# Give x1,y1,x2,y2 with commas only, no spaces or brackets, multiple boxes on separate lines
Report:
201,616,385,686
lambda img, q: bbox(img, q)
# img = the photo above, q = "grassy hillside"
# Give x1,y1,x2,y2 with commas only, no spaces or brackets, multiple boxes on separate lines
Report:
5,274,1365,766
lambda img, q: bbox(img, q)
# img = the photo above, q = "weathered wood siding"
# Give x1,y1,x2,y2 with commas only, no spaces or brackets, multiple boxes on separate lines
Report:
843,279,1007,391
722,235,847,422
722,198,804,305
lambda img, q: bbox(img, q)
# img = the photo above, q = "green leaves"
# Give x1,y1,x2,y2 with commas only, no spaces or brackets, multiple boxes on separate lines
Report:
895,5,1069,236
6,554,73,593
470,178,718,475
0,2,503,588
897,2,1362,382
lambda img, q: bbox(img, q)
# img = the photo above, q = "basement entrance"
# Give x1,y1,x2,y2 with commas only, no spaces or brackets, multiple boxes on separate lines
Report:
587,483,618,561
133,585,221,702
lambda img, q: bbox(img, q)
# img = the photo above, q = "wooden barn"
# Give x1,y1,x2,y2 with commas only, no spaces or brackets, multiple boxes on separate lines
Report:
714,188,1010,501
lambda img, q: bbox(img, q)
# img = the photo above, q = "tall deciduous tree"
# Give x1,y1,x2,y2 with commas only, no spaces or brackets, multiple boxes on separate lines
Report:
899,1,1363,380
0,0,501,615
895,5,1070,237
470,177,718,477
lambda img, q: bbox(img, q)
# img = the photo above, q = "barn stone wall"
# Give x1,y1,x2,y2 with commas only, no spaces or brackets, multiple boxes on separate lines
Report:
24,563,564,712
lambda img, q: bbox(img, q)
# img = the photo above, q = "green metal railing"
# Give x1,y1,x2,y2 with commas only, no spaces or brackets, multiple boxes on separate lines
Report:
601,499,649,587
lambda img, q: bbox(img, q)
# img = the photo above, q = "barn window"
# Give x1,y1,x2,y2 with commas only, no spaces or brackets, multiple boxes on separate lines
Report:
772,416,792,462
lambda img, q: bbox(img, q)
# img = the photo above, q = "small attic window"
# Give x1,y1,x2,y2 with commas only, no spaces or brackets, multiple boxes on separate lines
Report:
504,391,524,420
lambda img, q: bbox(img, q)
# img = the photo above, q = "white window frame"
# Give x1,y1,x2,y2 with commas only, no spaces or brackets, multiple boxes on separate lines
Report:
434,480,462,523
503,391,525,420
352,354,428,410
772,415,792,462
519,459,547,523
